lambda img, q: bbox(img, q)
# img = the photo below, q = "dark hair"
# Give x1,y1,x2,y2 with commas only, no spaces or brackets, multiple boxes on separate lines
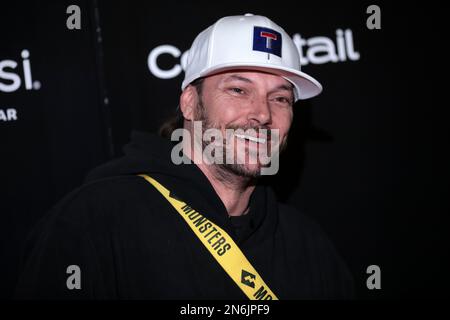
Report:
158,78,204,139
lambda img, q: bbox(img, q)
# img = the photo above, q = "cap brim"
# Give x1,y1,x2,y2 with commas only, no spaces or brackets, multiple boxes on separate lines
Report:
183,62,322,101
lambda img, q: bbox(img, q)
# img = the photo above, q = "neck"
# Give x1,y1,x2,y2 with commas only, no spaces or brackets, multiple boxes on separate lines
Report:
197,162,256,216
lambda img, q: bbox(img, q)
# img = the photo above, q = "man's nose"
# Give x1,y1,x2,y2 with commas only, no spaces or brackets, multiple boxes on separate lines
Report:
247,97,272,126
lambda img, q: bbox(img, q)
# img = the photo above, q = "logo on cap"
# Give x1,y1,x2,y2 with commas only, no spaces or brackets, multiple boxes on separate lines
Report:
253,26,282,57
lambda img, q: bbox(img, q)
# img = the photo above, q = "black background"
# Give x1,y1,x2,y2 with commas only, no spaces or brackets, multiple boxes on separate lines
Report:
1,0,447,299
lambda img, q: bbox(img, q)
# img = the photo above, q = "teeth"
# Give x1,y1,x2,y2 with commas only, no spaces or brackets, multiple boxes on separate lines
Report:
235,133,266,144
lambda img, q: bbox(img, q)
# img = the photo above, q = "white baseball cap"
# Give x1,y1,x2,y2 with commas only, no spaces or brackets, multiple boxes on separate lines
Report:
182,14,322,101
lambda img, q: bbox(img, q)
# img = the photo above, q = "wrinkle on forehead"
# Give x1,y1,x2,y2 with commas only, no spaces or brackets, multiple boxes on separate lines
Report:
211,71,294,92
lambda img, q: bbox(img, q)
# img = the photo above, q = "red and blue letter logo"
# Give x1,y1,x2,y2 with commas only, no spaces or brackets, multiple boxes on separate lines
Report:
253,26,282,57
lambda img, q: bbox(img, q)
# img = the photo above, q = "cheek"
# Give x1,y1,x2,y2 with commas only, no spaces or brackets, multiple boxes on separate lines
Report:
215,104,246,129
272,108,293,134
203,95,244,126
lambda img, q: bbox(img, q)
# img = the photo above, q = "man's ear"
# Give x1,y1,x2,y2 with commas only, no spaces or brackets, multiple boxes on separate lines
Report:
179,86,197,121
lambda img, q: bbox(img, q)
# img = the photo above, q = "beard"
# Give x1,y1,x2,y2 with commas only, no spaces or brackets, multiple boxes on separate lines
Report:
193,99,288,178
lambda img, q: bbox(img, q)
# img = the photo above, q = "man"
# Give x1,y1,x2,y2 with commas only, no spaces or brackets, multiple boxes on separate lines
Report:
15,14,353,299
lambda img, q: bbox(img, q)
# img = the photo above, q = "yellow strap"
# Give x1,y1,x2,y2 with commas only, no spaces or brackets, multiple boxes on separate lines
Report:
138,174,278,300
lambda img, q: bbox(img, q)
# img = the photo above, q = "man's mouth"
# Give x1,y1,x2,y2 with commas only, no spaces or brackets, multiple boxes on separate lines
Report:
234,133,267,144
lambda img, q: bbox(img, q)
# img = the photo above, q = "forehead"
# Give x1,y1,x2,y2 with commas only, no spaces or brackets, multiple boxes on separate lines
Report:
204,70,293,89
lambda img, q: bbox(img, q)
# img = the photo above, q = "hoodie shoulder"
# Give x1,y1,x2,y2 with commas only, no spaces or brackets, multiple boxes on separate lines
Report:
277,203,322,234
277,203,355,298
45,175,166,228
277,202,342,254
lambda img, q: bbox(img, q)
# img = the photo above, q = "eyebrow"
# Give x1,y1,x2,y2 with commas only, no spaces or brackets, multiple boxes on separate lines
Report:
272,84,294,92
223,75,253,84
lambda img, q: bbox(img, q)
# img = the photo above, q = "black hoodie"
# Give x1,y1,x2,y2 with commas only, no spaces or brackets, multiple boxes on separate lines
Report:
15,131,354,299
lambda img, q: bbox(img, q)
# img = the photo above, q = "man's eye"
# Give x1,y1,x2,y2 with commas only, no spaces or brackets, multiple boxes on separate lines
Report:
273,97,292,105
229,87,245,94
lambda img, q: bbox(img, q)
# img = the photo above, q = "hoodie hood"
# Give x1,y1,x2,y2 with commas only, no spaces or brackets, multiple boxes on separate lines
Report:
85,130,203,186
85,130,279,245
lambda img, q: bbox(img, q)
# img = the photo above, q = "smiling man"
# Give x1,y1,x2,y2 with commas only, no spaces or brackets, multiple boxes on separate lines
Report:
15,14,354,299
